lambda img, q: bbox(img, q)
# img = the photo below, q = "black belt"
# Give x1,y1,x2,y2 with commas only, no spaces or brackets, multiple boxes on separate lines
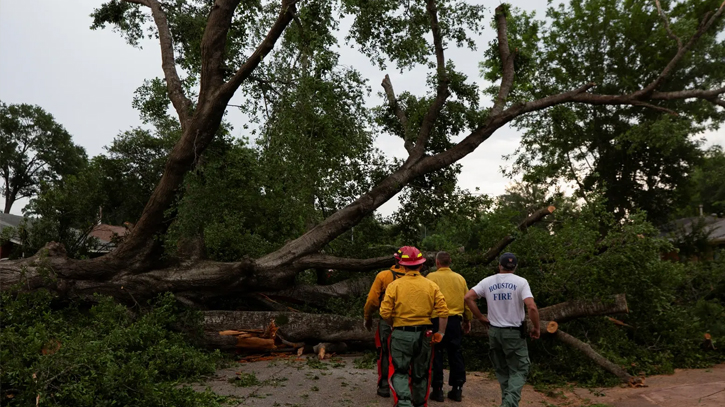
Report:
394,325,432,332
491,325,521,330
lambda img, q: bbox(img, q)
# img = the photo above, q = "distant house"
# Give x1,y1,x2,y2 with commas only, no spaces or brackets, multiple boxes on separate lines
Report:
87,223,131,255
660,216,725,261
0,213,24,259
0,212,130,259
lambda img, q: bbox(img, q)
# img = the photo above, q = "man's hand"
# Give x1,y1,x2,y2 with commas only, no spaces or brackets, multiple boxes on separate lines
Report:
477,315,490,326
363,319,373,332
462,320,471,334
530,327,541,340
431,332,445,344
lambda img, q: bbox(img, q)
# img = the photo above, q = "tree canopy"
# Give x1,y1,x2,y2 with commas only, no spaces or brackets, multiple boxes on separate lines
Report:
0,102,86,214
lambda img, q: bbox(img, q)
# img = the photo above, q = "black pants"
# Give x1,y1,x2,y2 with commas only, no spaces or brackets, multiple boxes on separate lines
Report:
431,315,466,389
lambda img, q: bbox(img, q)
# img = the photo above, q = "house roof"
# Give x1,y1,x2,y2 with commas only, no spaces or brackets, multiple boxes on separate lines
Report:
0,213,24,229
661,216,725,244
89,224,130,245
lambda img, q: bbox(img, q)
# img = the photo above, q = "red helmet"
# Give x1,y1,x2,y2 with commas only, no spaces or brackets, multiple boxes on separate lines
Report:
397,246,426,266
393,247,403,261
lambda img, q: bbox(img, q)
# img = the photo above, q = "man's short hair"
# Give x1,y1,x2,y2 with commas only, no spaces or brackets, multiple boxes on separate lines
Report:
436,251,452,267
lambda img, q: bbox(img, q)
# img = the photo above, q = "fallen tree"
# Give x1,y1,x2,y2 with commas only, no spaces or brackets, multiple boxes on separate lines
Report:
1,0,724,386
201,294,633,381
2,2,724,305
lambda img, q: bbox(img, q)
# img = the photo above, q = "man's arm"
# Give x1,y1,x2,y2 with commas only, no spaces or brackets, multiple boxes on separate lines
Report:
524,297,540,339
363,274,384,330
464,289,489,325
379,286,396,326
431,287,449,344
462,279,473,333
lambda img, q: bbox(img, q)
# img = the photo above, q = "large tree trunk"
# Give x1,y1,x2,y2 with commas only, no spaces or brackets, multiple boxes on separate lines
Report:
199,295,629,348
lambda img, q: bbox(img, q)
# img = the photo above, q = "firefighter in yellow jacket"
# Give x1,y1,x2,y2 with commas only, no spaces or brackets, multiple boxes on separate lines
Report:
426,251,472,402
364,248,407,398
380,246,449,407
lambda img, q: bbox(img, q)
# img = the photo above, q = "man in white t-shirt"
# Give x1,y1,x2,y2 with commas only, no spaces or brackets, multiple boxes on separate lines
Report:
464,252,540,407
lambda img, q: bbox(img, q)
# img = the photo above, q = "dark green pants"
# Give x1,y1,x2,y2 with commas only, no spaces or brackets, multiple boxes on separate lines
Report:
488,326,530,407
389,328,433,407
376,319,393,391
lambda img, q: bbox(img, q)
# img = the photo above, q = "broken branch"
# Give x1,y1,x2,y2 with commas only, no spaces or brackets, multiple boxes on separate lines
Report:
555,329,644,386
381,74,412,153
491,4,516,116
476,206,556,266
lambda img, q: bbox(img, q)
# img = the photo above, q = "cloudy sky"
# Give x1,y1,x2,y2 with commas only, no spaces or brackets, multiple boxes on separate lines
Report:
1,0,723,217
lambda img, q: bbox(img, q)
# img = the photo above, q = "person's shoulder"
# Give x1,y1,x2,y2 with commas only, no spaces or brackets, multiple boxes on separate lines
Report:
511,274,529,284
385,277,403,291
479,274,495,284
426,270,440,279
425,277,442,289
451,269,466,280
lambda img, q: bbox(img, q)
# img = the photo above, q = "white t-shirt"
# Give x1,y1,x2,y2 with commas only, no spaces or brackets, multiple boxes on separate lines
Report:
472,273,533,328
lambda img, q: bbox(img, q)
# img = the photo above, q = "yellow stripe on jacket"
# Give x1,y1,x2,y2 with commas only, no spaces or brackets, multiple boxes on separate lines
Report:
426,267,473,321
380,269,449,327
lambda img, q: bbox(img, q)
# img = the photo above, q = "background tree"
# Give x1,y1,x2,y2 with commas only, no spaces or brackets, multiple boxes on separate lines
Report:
496,0,725,225
679,145,725,217
0,102,86,214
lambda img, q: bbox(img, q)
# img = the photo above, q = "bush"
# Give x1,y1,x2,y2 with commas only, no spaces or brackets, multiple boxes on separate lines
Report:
0,291,224,406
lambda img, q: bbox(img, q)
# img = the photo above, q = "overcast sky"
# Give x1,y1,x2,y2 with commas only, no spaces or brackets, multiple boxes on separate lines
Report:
1,0,723,217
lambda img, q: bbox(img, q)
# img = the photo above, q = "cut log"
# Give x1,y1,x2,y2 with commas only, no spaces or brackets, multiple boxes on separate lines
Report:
546,321,559,334
555,329,644,386
539,294,629,323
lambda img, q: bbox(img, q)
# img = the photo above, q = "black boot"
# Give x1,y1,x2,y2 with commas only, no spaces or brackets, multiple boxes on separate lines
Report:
430,388,445,402
447,387,462,402
377,387,390,398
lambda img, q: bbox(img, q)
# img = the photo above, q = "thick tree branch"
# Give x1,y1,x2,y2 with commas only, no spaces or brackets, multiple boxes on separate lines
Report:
381,75,413,154
636,1,725,97
198,0,243,99
217,0,297,101
539,294,629,322
123,0,192,124
655,0,683,49
411,0,451,160
292,254,394,272
491,4,516,117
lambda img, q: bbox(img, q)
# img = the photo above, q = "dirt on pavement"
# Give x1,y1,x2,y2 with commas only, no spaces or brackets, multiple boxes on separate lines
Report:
192,355,725,407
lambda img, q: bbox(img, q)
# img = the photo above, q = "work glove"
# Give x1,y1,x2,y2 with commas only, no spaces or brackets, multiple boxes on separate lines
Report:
363,319,373,332
431,332,444,344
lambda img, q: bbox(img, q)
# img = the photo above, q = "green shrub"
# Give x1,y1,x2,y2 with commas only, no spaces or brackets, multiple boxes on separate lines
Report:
0,291,224,406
